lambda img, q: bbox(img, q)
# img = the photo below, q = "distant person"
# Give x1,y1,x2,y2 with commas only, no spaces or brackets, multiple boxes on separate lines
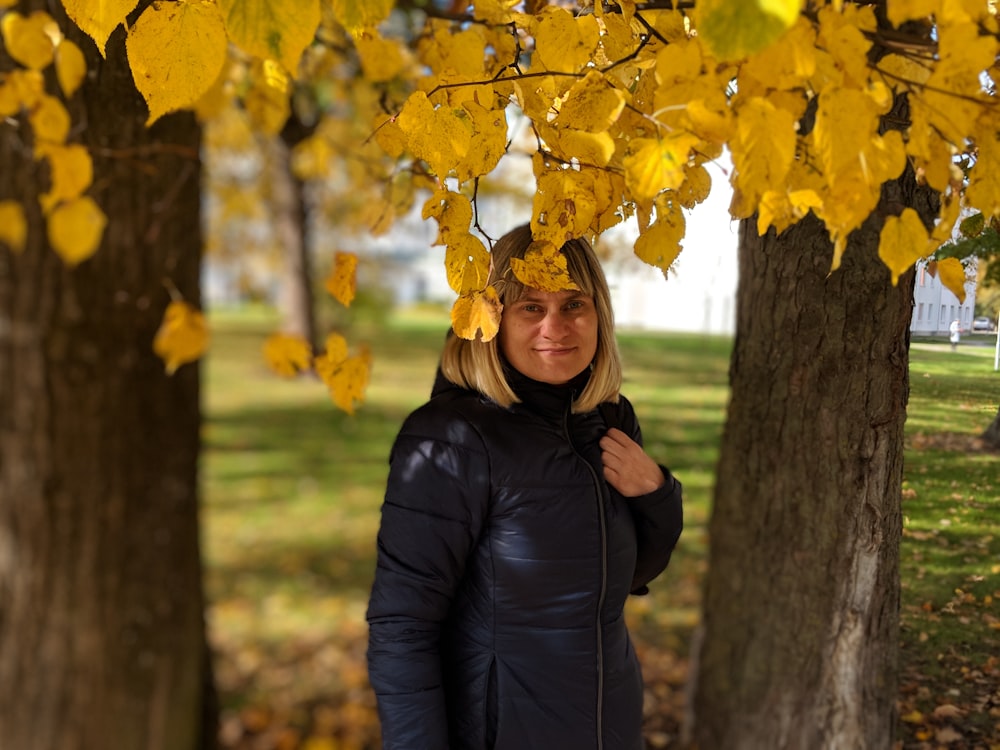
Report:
950,318,961,351
366,224,684,749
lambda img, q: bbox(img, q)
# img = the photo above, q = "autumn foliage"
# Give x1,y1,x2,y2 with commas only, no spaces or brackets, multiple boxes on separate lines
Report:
1,0,998,410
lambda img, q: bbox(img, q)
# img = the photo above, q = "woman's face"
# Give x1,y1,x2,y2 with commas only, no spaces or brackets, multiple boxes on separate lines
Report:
499,288,599,385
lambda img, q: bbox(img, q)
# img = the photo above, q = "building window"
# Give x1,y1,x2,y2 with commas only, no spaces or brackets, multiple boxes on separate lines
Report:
917,303,924,321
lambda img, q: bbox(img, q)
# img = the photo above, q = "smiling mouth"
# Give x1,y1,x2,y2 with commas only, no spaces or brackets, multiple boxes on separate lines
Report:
536,347,576,355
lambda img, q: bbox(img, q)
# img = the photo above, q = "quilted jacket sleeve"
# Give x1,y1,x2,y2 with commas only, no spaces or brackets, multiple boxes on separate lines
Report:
617,397,684,595
365,403,490,750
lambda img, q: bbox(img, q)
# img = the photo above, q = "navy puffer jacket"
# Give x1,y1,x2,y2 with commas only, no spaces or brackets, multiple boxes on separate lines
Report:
366,366,683,750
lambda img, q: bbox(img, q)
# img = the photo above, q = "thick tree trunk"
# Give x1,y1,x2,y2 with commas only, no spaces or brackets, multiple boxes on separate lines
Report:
690,205,918,749
0,4,213,750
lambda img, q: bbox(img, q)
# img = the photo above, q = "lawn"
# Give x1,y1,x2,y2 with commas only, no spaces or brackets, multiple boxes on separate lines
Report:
203,305,1000,749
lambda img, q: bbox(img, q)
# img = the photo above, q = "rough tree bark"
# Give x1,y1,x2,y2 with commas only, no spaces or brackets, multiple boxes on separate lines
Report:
0,4,214,749
690,175,934,747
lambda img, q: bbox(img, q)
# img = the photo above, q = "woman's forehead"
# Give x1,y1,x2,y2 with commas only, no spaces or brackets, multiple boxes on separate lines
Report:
518,288,592,303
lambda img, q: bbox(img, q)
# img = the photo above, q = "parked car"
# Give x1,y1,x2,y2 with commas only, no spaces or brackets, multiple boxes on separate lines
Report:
972,316,997,332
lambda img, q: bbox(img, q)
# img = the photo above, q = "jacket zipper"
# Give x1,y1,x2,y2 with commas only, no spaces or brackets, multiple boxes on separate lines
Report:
563,406,607,750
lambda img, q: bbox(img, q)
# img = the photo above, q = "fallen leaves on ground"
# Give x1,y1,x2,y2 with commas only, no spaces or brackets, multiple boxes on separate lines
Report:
212,623,1000,749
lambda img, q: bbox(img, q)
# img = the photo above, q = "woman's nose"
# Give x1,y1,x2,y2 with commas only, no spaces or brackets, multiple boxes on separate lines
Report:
540,311,570,339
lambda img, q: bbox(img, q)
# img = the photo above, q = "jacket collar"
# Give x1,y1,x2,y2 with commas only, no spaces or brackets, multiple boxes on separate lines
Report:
504,359,592,419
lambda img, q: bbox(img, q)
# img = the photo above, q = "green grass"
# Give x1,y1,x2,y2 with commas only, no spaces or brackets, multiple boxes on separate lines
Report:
202,305,1000,745
897,343,1000,745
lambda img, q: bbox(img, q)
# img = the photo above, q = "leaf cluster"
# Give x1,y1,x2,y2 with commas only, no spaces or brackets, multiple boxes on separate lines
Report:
9,0,1000,409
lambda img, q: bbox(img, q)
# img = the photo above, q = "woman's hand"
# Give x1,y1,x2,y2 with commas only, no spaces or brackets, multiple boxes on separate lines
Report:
599,428,666,497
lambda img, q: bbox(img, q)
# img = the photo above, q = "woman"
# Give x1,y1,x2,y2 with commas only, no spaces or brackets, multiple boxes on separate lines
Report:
366,224,684,749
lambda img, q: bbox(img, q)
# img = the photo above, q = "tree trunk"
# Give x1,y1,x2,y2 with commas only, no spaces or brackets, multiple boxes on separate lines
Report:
269,134,318,350
0,4,213,749
690,204,918,749
982,404,1000,449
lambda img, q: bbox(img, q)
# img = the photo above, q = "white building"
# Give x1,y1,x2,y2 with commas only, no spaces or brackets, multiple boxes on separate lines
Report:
909,259,977,335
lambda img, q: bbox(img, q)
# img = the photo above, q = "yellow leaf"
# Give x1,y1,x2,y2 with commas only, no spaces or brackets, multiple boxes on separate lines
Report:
454,101,507,182
542,124,616,169
397,92,471,180
372,113,407,159
624,133,700,203
730,96,796,208
325,251,358,306
29,94,70,145
510,240,580,293
1,11,56,70
315,335,371,415
153,300,209,375
55,40,87,98
299,736,341,750
931,192,961,245
46,196,106,266
875,52,932,91
0,79,19,117
685,96,734,146
422,189,473,246
472,0,520,25
192,61,231,122
900,709,925,725
878,209,930,285
291,134,335,180
244,59,291,135
815,5,874,88
936,257,968,303
696,0,802,62
634,203,685,277
553,70,625,133
262,333,312,377
0,201,27,254
321,333,349,367
597,9,638,58
329,0,394,32
354,30,407,83
676,164,712,209
917,23,996,146
886,0,934,26
532,169,598,246
126,0,228,125
417,23,484,87
588,167,628,233
327,354,370,415
966,119,1000,217
1,69,44,113
757,187,821,236
451,286,502,342
741,16,816,91
62,0,138,56
532,6,600,74
36,143,93,213
445,233,490,295
218,0,320,75
813,86,899,182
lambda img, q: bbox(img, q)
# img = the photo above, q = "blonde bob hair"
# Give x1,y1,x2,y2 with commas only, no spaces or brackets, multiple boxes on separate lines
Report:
440,224,622,413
